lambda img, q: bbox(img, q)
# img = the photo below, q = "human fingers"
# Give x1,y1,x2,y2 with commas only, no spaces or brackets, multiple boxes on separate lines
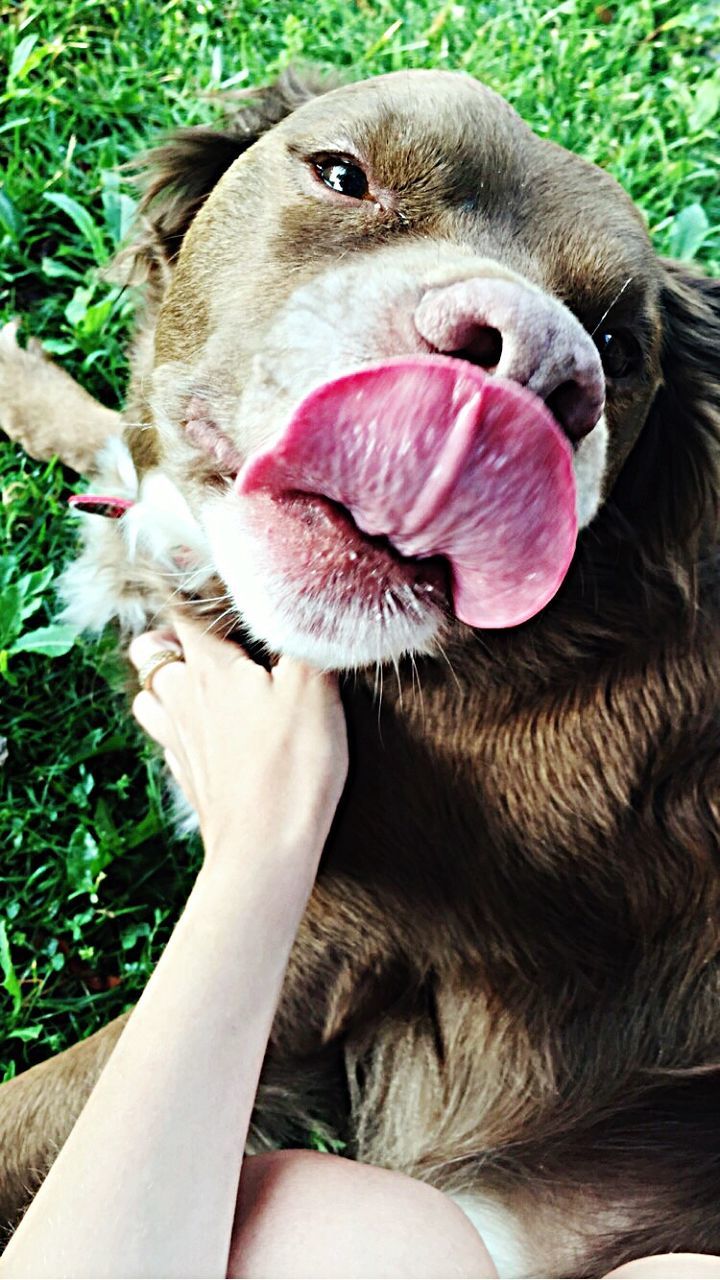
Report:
164,747,198,810
171,612,256,672
132,687,199,812
272,658,346,730
132,689,181,755
271,655,341,696
128,629,185,698
128,628,182,668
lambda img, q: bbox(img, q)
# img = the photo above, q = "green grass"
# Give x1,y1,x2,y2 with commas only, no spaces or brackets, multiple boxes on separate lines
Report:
1,0,719,1078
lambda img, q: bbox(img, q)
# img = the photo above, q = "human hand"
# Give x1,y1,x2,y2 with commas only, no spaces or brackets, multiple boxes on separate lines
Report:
129,615,348,871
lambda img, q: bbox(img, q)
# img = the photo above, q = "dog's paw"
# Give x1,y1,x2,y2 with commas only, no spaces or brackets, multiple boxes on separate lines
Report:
0,320,64,461
0,320,122,472
0,319,50,363
0,320,34,398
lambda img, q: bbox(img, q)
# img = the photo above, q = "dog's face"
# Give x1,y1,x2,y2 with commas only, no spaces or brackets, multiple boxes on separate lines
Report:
144,70,667,667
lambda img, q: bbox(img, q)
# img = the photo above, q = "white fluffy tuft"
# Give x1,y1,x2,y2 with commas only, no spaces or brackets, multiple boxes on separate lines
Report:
94,435,139,495
60,440,213,636
450,1193,529,1279
573,415,609,529
123,469,210,574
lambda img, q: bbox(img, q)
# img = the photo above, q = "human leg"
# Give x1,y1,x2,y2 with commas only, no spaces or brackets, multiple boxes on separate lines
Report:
228,1150,497,1279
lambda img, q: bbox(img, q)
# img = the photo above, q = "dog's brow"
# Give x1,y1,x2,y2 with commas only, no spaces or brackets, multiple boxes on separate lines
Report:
286,137,364,163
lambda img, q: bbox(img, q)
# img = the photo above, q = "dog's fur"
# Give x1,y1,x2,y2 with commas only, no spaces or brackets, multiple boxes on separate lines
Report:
1,69,720,1277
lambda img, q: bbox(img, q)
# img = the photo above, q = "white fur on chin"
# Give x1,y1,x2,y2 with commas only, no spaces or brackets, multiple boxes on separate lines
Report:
201,494,445,671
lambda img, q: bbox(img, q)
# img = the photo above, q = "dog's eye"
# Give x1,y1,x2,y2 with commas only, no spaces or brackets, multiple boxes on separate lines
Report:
315,156,369,199
595,330,642,380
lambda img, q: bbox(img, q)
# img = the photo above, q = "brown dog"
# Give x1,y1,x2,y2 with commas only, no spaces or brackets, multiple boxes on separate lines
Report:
1,69,719,1277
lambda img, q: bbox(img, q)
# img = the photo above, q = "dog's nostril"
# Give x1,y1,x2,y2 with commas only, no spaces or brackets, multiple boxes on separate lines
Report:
545,380,594,442
450,326,503,371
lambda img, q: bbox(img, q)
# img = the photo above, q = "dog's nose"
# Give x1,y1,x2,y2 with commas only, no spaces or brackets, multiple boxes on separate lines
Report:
414,277,605,441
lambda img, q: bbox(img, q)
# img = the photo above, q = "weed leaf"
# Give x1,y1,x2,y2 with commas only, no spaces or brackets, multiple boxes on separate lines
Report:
0,920,22,1016
66,826,106,894
667,203,711,260
44,193,107,265
8,34,38,83
11,624,78,658
0,189,23,239
688,79,720,132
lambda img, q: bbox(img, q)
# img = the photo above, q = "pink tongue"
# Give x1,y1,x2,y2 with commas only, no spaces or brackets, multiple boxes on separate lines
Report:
236,356,577,628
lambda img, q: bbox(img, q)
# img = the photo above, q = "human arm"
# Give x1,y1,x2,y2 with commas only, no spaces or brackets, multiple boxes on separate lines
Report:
1,618,347,1278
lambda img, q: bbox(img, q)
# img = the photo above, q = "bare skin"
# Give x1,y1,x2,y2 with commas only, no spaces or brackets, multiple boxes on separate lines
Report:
0,619,494,1279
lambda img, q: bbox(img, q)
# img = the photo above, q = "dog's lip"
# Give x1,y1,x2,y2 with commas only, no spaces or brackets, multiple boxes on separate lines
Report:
252,487,450,602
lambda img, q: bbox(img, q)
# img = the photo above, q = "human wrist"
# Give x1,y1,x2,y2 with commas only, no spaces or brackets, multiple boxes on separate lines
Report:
194,819,324,908
198,798,333,873
178,863,312,984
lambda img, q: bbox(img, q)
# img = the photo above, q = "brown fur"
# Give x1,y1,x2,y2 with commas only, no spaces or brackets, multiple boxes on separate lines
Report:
0,321,122,472
1,70,720,1276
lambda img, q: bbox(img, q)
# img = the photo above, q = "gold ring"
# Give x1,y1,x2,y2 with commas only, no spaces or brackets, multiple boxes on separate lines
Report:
137,648,184,693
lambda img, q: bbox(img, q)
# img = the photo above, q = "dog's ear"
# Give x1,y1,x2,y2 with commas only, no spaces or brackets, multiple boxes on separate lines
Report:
612,261,720,600
118,68,337,280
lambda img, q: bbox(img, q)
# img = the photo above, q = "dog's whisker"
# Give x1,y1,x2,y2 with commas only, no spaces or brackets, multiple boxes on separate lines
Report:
409,651,426,724
590,275,634,338
145,580,195,626
186,592,233,606
434,639,462,695
391,652,403,711
200,604,239,638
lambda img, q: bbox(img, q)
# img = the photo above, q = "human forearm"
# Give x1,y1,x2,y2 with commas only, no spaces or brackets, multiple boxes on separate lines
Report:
2,622,347,1279
1,845,317,1279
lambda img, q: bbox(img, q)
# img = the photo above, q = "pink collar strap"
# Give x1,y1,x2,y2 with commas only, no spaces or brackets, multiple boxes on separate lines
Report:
68,494,135,519
67,493,195,571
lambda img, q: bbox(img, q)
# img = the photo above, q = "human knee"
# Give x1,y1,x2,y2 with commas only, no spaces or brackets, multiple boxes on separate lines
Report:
230,1150,496,1277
